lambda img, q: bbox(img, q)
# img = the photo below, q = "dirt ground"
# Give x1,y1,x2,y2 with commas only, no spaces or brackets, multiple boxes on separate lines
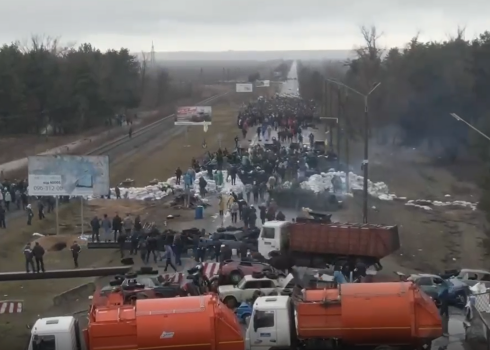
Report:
0,85,225,167
333,134,489,274
0,84,276,349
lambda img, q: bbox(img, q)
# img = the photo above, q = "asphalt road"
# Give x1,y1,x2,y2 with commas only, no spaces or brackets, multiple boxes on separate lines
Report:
279,60,299,96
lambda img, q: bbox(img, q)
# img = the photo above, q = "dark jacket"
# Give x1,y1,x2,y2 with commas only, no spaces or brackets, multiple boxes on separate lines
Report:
32,244,45,258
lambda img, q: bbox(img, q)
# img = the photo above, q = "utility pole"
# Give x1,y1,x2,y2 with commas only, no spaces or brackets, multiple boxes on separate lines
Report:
337,88,342,160
325,79,380,223
322,79,326,119
362,96,369,223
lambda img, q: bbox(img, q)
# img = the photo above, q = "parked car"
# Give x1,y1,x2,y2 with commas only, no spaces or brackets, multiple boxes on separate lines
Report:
439,268,490,287
201,231,257,251
217,260,282,285
399,272,469,306
218,272,294,308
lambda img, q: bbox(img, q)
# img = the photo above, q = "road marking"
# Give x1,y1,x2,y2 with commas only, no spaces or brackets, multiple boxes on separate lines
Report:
0,301,23,314
159,262,220,285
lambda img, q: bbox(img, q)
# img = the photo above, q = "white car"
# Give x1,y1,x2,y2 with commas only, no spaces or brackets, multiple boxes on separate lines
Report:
218,274,294,308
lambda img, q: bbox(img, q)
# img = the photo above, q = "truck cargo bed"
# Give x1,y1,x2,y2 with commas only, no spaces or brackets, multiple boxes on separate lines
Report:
289,222,400,259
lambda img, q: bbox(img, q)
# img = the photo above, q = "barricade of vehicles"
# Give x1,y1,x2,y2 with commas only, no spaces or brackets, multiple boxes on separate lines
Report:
27,213,490,349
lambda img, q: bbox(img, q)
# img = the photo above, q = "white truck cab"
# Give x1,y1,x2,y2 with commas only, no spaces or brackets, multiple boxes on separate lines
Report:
245,295,293,350
258,221,291,257
28,316,82,350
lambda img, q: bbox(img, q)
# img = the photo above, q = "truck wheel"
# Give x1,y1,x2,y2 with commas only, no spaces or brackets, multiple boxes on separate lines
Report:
224,296,238,309
230,271,243,284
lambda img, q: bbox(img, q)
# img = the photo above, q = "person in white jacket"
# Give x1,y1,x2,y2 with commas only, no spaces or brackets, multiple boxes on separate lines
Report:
3,191,11,211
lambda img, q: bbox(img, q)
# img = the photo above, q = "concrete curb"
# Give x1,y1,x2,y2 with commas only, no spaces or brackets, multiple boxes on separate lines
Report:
53,282,95,306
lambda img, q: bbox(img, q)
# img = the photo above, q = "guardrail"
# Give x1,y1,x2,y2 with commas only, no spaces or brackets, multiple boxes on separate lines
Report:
468,292,490,349
87,92,228,156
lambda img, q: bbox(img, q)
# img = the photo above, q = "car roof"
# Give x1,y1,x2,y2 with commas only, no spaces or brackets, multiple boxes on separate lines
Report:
411,274,440,279
461,268,490,274
243,275,274,282
32,317,74,333
262,221,290,228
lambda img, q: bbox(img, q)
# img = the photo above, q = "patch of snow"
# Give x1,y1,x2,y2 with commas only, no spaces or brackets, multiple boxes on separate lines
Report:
406,199,477,211
298,170,397,200
167,170,244,196
296,170,478,211
87,171,244,202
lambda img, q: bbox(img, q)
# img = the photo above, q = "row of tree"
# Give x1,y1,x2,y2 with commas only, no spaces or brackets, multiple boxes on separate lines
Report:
298,27,490,218
0,37,185,135
301,27,490,159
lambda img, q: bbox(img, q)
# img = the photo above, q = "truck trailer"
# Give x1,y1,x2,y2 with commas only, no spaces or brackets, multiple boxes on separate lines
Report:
258,220,400,271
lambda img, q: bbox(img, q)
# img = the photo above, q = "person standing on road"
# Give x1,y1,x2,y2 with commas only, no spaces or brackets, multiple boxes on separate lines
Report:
138,237,148,264
32,242,45,273
101,214,111,242
21,192,28,210
115,186,121,199
162,244,177,272
173,233,183,266
128,126,133,138
230,200,238,224
26,204,34,225
4,191,11,211
146,234,158,264
117,230,127,258
175,167,182,185
228,165,237,185
15,188,21,209
130,230,140,256
123,213,133,235
23,243,35,272
0,205,6,228
90,216,101,242
112,213,122,242
70,241,81,268
37,200,45,220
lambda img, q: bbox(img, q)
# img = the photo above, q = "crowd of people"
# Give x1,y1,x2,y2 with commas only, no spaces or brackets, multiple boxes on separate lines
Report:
15,95,340,272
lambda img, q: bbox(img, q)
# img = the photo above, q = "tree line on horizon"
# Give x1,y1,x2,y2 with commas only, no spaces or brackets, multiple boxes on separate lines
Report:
0,37,198,136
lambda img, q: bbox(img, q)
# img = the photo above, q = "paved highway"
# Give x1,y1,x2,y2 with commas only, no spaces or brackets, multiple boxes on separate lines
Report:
279,60,300,97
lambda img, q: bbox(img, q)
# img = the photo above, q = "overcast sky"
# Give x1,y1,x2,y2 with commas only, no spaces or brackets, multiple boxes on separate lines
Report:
1,0,489,52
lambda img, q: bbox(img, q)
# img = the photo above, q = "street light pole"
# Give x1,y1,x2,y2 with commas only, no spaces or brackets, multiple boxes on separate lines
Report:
326,79,381,223
449,113,490,142
363,95,369,223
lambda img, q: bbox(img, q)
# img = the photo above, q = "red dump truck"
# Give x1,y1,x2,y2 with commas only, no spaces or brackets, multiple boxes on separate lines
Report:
258,219,400,271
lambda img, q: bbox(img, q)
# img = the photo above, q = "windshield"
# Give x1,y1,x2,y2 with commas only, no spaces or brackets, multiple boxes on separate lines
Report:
237,278,247,288
32,335,56,350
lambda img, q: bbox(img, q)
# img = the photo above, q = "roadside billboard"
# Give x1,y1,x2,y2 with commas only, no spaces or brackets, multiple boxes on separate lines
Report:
236,83,253,93
28,155,110,196
175,106,212,125
256,80,270,87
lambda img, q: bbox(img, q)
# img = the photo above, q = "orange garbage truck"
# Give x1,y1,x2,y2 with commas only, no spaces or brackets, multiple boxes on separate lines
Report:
27,283,441,350
28,294,244,350
245,282,442,350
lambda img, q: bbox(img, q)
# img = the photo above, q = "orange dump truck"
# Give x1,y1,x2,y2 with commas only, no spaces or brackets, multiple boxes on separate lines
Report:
259,220,400,270
245,282,442,350
28,294,243,350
